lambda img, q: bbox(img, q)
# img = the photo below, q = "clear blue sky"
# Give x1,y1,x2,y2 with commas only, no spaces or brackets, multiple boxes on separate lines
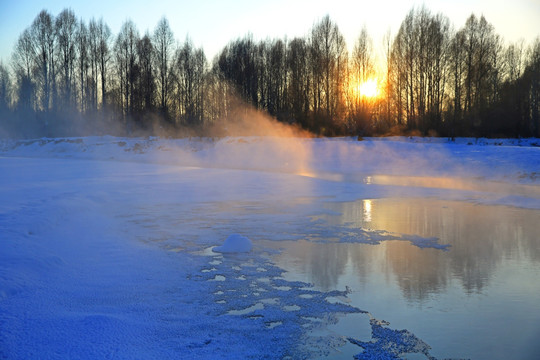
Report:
0,0,538,65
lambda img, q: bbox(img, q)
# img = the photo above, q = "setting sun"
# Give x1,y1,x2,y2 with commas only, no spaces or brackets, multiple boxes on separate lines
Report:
358,78,379,98
350,77,380,101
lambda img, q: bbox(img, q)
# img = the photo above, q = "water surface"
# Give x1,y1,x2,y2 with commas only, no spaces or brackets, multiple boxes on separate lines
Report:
274,198,540,359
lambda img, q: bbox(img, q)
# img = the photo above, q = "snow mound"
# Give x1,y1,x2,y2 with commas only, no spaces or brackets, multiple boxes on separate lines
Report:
213,234,253,253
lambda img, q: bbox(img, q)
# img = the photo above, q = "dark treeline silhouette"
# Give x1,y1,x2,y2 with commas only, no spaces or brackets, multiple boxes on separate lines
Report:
0,7,539,138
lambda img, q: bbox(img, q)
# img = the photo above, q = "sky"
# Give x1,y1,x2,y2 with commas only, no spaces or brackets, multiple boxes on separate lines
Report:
0,0,539,65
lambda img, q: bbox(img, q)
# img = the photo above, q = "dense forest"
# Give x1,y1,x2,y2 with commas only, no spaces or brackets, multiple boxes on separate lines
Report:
0,7,538,138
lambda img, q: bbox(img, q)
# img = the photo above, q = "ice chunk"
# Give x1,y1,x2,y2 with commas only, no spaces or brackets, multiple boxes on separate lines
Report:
213,234,253,253
348,318,435,359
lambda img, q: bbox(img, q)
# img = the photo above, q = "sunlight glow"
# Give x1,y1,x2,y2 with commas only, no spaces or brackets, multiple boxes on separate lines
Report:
358,79,379,99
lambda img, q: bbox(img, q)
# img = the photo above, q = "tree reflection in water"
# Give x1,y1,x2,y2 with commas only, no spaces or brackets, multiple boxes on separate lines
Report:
273,198,540,359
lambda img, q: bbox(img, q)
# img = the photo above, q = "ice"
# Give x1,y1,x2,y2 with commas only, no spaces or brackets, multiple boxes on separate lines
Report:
213,233,253,253
348,318,436,360
306,224,451,250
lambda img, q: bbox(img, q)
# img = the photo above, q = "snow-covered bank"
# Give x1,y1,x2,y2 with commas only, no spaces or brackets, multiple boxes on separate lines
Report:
0,156,365,359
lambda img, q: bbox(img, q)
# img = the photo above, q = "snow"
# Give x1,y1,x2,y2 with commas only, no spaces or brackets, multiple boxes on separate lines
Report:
213,234,253,253
1,135,539,359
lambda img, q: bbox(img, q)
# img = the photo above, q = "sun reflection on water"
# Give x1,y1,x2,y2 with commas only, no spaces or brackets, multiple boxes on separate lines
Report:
362,199,372,223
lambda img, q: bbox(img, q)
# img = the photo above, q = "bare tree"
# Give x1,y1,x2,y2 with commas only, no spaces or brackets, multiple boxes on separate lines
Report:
391,7,449,133
207,57,230,125
12,28,36,111
87,19,101,112
310,15,347,133
56,8,77,108
175,37,207,126
461,14,501,133
381,29,393,129
269,39,288,119
448,28,467,137
287,37,310,127
136,33,155,115
95,18,111,109
425,13,450,130
256,39,287,119
525,38,540,136
498,38,536,137
115,20,140,121
505,40,525,84
392,10,415,127
76,18,89,113
349,26,374,133
0,61,12,112
153,17,175,120
352,27,374,86
30,10,56,112
218,35,259,108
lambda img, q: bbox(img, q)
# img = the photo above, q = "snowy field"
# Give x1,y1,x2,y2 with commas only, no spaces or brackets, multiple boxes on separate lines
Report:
1,136,540,359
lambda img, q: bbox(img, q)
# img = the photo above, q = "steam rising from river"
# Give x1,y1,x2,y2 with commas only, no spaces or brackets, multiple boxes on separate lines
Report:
2,96,538,202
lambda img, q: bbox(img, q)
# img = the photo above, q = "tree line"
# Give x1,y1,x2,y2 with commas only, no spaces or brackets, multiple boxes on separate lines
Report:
0,7,538,138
